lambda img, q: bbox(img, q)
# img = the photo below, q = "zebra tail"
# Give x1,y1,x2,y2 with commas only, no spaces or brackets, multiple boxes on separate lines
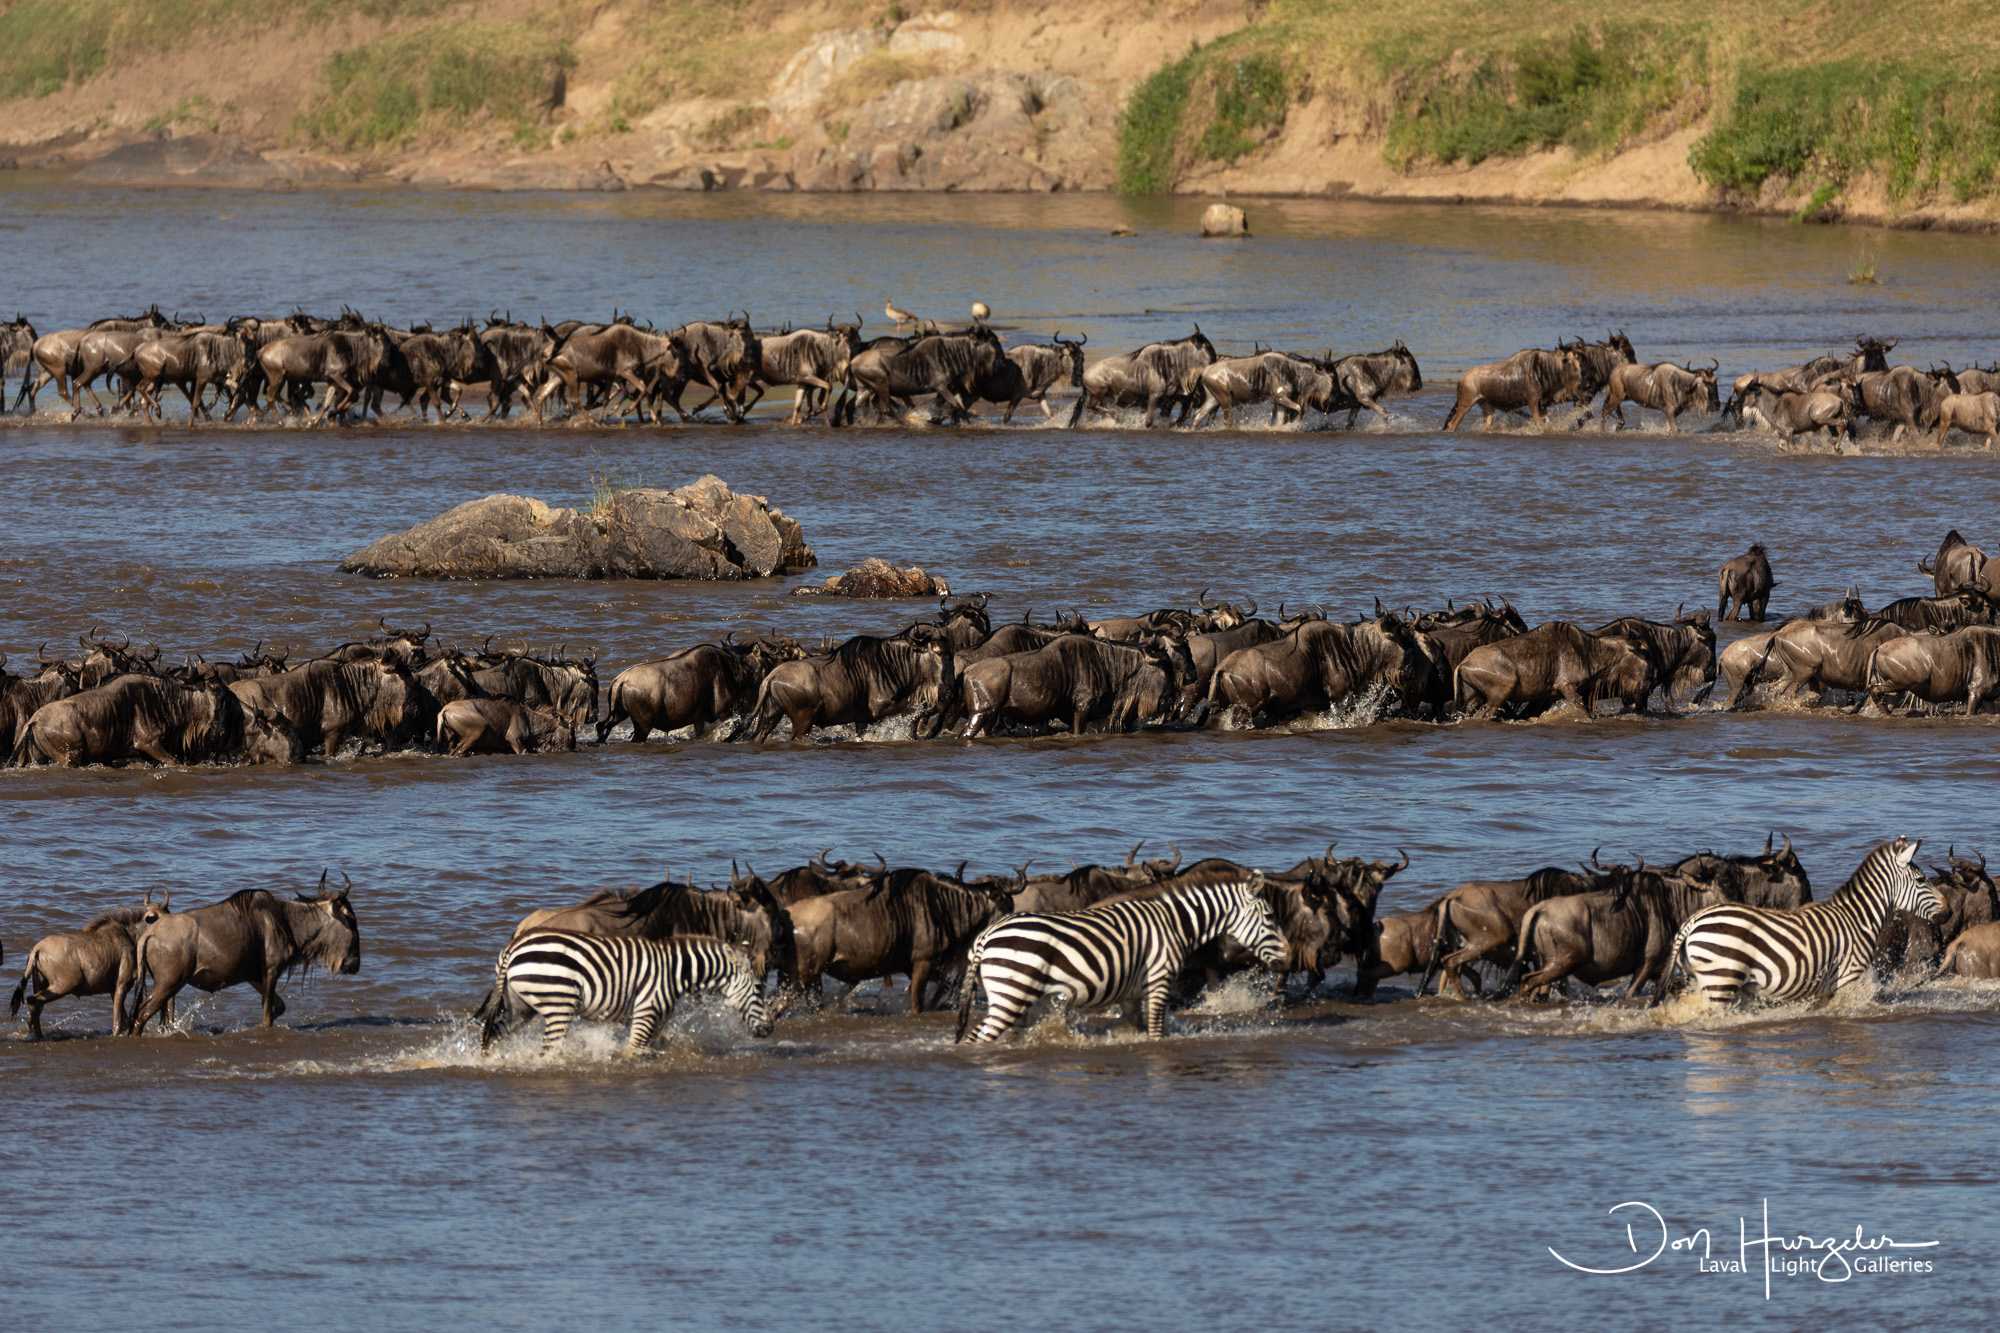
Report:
954,942,984,1043
1658,917,1702,1006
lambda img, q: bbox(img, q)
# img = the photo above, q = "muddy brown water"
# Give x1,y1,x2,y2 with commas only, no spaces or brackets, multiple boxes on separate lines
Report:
3,182,1999,1329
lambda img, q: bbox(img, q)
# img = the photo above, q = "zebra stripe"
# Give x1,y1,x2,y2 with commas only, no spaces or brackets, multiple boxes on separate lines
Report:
955,876,1286,1042
481,931,772,1056
1673,838,1943,1006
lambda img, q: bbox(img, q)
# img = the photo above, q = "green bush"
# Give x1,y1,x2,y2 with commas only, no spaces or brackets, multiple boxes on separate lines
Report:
1116,49,1197,193
1382,24,1695,167
292,22,574,151
1196,53,1289,162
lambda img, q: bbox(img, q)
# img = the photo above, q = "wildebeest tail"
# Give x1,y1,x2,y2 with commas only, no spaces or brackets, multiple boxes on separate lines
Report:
8,946,41,1017
1417,906,1454,997
7,721,37,768
1493,906,1538,999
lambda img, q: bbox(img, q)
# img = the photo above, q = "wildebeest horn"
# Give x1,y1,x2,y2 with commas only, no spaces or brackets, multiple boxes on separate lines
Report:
1014,861,1031,889
1125,841,1142,867
1780,833,1792,859
1197,587,1216,609
1395,848,1410,871
1242,596,1257,618
1763,830,1774,855
1167,844,1181,873
1590,845,1605,869
1325,841,1337,863
874,852,887,873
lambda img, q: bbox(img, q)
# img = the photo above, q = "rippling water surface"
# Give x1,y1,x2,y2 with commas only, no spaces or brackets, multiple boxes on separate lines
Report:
4,182,1999,1329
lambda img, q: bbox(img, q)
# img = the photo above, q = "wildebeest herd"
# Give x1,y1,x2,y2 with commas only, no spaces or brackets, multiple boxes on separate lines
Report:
10,833,1998,1053
5,308,1994,443
10,528,2000,771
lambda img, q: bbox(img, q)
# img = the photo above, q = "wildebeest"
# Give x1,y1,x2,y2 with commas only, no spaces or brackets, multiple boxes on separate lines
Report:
1453,621,1657,719
1188,351,1346,428
786,868,1012,1011
1717,543,1776,621
132,328,255,423
22,308,170,416
1731,338,1893,405
1422,867,1591,998
1355,895,1450,999
598,635,803,742
1736,379,1854,445
1443,346,1585,430
842,325,1004,425
8,893,164,1038
1821,364,1955,442
1867,590,1995,634
959,634,1191,736
399,324,499,421
260,326,390,423
1589,612,1715,703
1672,834,1813,909
227,658,415,757
1329,342,1422,426
1208,615,1424,722
1602,360,1718,432
671,316,762,422
475,317,554,417
1561,330,1637,410
1500,865,1728,1001
1747,613,1909,707
466,652,598,728
435,699,577,755
534,322,683,424
747,318,864,424
1934,391,2000,450
1940,922,2000,978
0,313,36,402
1,652,80,752
746,632,954,741
990,331,1085,421
127,875,362,1033
1864,625,2000,715
10,674,301,768
510,876,790,988
1068,327,1217,428
1919,529,1988,598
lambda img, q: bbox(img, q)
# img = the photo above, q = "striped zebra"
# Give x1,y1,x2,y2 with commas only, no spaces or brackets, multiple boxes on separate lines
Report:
954,875,1286,1042
477,931,773,1056
1671,838,1943,1006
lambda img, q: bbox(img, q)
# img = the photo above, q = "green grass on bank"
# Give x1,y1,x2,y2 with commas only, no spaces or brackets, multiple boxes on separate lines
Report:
1115,0,2000,212
291,20,575,152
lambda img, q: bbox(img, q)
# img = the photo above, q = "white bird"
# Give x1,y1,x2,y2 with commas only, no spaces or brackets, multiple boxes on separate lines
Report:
970,300,991,322
885,298,914,332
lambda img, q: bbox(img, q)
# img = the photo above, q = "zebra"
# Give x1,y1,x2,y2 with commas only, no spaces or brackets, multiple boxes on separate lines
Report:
477,931,773,1057
954,874,1287,1042
1670,838,1944,1007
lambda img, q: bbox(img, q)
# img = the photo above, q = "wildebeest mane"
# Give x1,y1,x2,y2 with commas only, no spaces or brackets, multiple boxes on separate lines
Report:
84,903,150,931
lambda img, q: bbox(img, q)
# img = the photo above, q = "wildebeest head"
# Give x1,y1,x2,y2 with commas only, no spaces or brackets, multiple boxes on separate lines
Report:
1054,329,1087,385
298,871,363,976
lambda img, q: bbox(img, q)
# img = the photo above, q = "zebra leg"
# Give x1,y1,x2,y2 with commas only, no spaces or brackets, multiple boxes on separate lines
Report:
536,1001,578,1057
1143,976,1171,1038
624,998,669,1054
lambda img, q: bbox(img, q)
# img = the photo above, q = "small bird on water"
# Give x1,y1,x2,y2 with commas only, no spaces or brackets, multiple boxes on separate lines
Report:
970,300,991,322
885,298,914,332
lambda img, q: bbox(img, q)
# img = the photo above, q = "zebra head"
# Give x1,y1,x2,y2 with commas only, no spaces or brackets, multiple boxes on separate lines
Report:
1225,873,1289,971
722,947,774,1038
1884,838,1948,923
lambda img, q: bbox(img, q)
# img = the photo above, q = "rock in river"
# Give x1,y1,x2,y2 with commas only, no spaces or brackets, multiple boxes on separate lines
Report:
339,476,815,580
791,558,949,598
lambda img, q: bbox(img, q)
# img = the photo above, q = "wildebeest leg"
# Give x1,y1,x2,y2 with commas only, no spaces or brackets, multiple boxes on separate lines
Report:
259,973,287,1026
1559,683,1593,718
907,961,933,1015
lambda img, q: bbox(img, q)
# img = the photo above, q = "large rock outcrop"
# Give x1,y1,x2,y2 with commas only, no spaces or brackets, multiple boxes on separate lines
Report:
339,476,814,580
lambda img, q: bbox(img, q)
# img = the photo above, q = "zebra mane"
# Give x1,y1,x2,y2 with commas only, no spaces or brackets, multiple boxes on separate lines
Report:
1830,841,1909,904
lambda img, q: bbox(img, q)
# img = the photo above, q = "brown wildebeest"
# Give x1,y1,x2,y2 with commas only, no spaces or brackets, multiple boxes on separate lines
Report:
745,318,866,424
1736,379,1854,446
1671,833,1813,909
1940,922,2000,978
1,652,80,752
1421,867,1590,999
9,674,301,768
533,323,684,425
1328,342,1423,427
1822,364,1954,442
9,892,167,1038
960,634,1192,736
1589,612,1716,704
1355,895,1450,1000
669,317,762,422
1068,327,1217,428
986,331,1085,422
1443,346,1584,430
435,699,576,755
1864,626,2000,715
786,869,1012,1013
1919,529,1987,597
1602,360,1718,432
1499,866,1728,1002
1712,590,1867,706
1934,391,2000,450
1009,846,1181,914
1188,352,1347,428
1718,543,1776,621
510,876,790,988
730,852,885,908
227,658,415,757
127,875,362,1033
598,636,804,743
1755,614,1909,707
1208,614,1425,723
1453,621,1658,719
747,632,955,742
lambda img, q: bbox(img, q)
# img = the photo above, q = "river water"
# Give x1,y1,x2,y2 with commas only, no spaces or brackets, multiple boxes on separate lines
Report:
3,182,1998,1330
